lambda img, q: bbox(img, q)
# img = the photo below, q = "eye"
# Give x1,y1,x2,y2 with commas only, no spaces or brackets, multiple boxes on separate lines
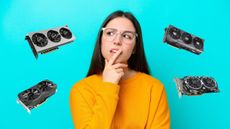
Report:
106,31,115,36
122,33,133,40
104,28,117,37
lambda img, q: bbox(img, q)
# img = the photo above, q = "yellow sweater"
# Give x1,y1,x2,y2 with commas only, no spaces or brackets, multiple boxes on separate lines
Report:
70,72,170,129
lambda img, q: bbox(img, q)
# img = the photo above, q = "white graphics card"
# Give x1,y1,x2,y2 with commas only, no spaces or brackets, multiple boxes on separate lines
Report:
25,25,76,59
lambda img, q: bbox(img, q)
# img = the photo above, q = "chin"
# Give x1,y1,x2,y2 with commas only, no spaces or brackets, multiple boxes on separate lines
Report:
116,59,128,64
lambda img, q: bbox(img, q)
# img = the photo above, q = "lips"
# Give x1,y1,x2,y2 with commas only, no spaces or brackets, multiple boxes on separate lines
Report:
110,48,119,53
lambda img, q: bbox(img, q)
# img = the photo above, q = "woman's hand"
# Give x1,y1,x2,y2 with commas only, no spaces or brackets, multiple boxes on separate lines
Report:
102,49,128,84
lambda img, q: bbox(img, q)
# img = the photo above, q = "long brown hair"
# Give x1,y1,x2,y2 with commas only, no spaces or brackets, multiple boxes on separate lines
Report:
87,10,150,77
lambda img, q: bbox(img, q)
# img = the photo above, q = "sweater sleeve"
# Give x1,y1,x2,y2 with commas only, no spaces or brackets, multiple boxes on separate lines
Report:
70,81,120,129
146,82,170,129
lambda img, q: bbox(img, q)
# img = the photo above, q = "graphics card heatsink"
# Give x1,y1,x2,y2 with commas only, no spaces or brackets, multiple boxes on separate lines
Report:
163,25,204,55
174,76,219,96
25,25,76,59
17,80,57,113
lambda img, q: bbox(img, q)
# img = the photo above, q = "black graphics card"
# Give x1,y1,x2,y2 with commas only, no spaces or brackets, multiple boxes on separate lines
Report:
17,80,57,113
25,25,76,59
163,25,204,55
174,76,219,96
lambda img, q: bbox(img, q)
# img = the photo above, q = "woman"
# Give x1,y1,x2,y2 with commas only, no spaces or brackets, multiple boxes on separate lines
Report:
70,10,170,129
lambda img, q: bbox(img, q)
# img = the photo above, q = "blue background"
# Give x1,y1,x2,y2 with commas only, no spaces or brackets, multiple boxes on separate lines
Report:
0,0,229,129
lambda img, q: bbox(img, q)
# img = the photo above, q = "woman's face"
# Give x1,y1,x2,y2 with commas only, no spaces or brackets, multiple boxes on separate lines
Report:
101,17,137,64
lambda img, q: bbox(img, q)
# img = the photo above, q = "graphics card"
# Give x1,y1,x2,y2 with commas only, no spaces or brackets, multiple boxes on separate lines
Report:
163,25,204,55
174,76,219,96
17,80,57,113
25,25,76,59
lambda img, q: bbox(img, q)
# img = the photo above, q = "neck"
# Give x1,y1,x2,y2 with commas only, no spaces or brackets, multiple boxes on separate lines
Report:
120,67,136,81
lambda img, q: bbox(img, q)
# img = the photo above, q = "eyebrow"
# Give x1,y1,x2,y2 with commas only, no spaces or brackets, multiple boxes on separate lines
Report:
123,30,136,34
104,27,136,33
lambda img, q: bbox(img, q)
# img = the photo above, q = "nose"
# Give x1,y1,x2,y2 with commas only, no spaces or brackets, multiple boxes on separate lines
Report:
113,33,122,45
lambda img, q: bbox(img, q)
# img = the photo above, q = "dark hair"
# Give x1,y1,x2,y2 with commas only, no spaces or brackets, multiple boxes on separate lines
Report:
86,10,150,77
